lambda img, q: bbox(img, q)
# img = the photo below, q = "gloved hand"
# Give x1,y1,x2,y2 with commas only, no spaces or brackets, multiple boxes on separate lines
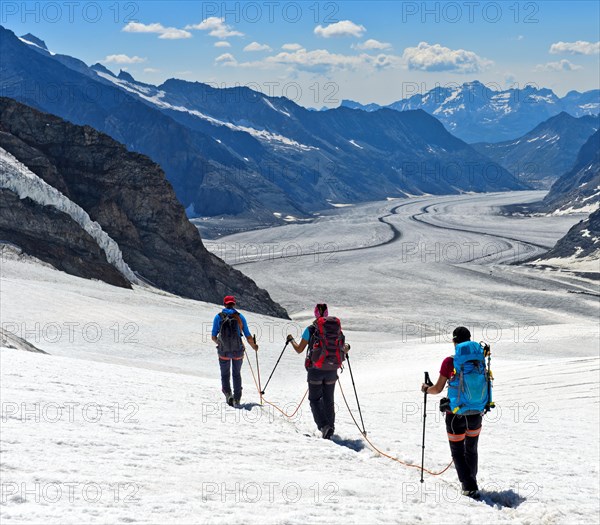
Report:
286,334,294,343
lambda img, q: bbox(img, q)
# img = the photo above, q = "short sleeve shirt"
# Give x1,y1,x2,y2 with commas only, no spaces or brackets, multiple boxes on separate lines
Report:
440,356,455,380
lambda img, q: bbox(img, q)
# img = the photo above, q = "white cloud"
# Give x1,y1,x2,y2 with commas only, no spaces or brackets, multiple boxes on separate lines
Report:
123,22,163,33
267,49,364,69
214,41,231,48
159,28,192,40
402,42,492,73
550,40,600,55
243,42,273,52
314,20,366,38
122,22,191,40
282,43,303,51
102,54,146,64
535,59,583,72
215,53,238,66
353,39,392,51
186,17,243,39
214,44,401,72
143,67,160,73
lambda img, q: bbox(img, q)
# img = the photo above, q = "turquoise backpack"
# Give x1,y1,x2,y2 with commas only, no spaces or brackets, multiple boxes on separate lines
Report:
448,341,493,415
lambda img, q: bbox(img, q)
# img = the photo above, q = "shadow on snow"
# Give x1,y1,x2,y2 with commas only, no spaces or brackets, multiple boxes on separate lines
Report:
331,435,366,451
478,489,527,509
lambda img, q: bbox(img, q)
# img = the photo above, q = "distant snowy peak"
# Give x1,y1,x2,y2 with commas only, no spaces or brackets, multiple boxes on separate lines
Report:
19,33,48,51
340,99,383,112
90,63,116,77
342,82,600,143
117,69,136,83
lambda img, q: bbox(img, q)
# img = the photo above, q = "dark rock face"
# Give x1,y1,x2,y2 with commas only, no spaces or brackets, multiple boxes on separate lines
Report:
0,98,288,318
507,130,600,217
538,208,600,262
541,130,600,213
472,113,599,188
0,189,130,287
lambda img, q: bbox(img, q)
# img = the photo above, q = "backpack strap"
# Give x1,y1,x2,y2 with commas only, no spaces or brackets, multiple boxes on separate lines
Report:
218,311,244,336
217,312,226,333
231,312,244,333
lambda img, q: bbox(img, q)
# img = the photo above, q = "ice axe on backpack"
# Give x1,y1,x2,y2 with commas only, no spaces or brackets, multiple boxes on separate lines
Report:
420,371,434,483
260,338,291,395
481,341,495,414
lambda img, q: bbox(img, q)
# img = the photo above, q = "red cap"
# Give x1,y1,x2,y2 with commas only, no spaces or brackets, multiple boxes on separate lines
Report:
223,295,236,306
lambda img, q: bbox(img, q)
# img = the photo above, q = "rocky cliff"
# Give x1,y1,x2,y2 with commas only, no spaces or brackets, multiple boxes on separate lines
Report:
0,98,288,318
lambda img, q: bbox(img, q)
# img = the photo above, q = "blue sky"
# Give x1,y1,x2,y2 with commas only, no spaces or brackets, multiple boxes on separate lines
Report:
2,1,599,107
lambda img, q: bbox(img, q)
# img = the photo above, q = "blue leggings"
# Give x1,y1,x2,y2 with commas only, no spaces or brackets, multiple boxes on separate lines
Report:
219,358,243,398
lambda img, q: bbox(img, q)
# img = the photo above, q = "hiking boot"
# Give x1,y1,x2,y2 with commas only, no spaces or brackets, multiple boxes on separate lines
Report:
321,425,334,440
223,392,234,406
233,398,241,407
462,489,481,500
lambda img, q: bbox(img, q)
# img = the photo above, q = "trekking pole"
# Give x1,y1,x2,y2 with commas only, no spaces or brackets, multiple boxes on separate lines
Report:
260,340,289,395
253,335,262,405
420,371,434,483
346,352,367,436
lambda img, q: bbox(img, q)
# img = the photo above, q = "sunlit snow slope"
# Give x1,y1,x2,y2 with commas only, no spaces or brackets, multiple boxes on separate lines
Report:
1,192,598,524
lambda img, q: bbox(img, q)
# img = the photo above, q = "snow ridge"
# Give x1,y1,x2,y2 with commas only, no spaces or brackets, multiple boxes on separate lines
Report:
95,72,317,151
0,147,139,284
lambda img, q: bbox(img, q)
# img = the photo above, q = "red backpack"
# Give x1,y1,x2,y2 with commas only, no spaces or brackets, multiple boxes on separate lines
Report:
307,317,345,371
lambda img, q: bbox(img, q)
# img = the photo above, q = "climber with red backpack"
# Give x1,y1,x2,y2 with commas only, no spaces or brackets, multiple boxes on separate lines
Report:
212,295,259,407
287,303,350,439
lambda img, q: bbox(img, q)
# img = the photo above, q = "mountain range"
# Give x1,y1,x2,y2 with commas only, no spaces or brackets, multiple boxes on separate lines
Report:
0,27,526,223
535,208,599,274
472,113,599,188
341,82,600,143
540,129,600,214
505,129,599,218
0,97,288,318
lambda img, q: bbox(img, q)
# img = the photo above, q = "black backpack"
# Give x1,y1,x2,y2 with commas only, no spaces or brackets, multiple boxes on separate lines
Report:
306,316,345,371
217,312,243,355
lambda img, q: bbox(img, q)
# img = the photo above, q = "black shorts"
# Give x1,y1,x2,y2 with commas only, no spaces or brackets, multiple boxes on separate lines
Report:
307,368,338,385
445,412,482,442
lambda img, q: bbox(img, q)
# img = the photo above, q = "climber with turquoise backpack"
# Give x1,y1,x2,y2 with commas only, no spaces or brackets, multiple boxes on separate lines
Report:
420,326,494,499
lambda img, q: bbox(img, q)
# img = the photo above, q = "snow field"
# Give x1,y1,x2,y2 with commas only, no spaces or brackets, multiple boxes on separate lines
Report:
1,191,599,523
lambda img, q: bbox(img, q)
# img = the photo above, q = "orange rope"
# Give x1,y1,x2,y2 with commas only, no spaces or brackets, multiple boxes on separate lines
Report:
338,381,453,477
243,351,453,478
245,351,308,418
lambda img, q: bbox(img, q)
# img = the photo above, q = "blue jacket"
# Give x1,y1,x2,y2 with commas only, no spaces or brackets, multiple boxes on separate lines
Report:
212,309,251,359
212,308,251,338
